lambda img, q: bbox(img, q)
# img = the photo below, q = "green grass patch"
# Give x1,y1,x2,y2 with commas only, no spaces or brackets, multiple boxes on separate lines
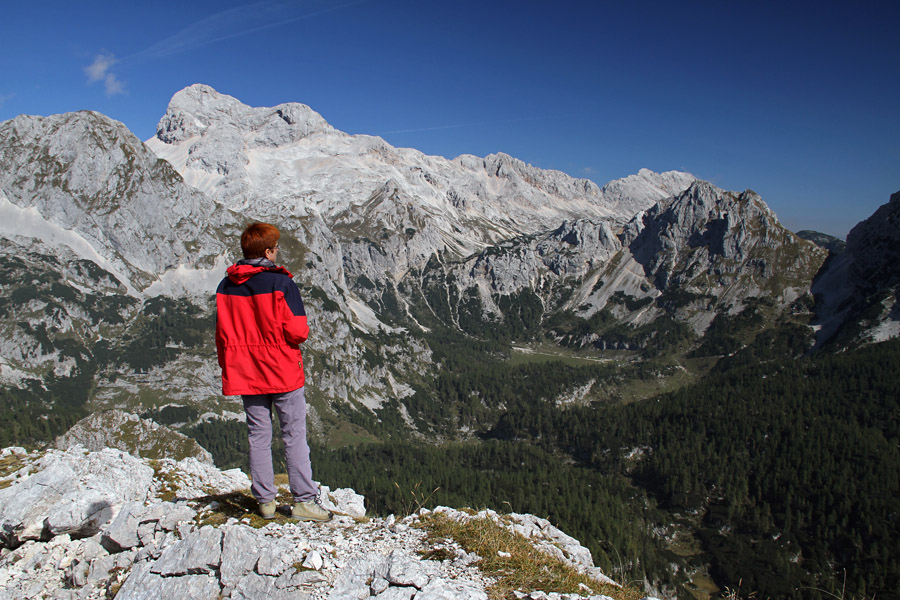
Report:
419,511,644,600
0,453,31,490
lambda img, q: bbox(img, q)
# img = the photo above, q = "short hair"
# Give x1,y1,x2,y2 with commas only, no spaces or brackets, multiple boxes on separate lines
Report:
241,222,280,259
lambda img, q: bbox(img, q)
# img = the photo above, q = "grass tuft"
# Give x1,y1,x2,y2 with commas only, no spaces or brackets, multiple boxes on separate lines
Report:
191,489,298,529
148,459,180,502
394,481,440,517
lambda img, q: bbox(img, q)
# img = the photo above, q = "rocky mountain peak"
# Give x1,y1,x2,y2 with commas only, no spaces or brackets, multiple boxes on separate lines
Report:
597,168,697,216
1,111,153,208
155,83,334,148
612,180,824,323
54,410,213,464
622,180,778,259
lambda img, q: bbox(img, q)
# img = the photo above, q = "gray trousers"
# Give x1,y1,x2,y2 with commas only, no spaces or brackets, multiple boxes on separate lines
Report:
242,387,317,503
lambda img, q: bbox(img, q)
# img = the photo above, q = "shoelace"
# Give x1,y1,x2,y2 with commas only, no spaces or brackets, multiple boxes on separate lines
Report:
313,493,334,515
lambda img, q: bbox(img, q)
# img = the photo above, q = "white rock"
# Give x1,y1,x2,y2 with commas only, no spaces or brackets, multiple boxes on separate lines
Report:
302,549,324,571
415,577,489,600
320,485,367,517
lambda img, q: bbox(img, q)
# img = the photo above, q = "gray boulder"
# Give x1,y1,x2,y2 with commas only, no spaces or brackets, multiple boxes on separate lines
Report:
101,501,196,553
114,559,222,600
0,447,153,548
150,526,222,576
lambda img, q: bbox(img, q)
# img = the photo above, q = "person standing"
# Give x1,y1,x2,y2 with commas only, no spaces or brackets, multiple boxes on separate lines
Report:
215,222,332,521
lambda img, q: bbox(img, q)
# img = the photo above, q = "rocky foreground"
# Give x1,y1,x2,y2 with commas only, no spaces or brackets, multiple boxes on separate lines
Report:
0,446,653,600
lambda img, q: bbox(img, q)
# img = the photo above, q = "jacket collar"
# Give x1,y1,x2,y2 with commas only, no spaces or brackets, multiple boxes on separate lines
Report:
226,258,293,284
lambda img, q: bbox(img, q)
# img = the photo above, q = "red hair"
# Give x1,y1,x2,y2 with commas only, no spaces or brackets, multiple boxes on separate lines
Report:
241,222,280,259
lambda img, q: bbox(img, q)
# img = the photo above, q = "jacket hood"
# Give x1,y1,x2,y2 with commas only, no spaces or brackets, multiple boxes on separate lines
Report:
226,261,294,285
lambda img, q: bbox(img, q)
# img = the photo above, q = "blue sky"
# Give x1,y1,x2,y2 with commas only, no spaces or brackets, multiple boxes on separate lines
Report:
1,1,898,238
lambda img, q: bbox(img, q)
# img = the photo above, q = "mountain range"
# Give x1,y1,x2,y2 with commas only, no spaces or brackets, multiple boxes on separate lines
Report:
1,84,898,598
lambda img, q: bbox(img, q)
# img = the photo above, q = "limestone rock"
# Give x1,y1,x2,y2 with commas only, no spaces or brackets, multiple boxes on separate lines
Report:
0,443,621,600
219,524,264,586
416,578,489,600
0,110,228,291
150,455,251,500
115,559,222,600
328,551,391,599
385,548,433,588
150,526,222,576
302,549,324,571
0,447,152,548
321,484,367,517
101,501,196,553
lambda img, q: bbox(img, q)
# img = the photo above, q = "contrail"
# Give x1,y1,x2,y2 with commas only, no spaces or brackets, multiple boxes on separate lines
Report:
85,0,366,95
124,0,367,64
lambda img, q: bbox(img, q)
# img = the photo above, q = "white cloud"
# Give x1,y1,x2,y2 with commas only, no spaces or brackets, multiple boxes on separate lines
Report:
84,53,126,96
103,74,125,96
0,93,14,109
85,53,115,82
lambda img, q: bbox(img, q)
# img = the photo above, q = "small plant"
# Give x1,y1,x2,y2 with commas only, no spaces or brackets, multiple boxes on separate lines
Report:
418,547,456,561
720,579,756,599
148,459,179,502
801,570,876,600
394,481,440,516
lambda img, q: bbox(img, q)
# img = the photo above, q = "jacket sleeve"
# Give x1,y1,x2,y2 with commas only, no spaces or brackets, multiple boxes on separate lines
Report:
214,282,227,368
281,280,310,346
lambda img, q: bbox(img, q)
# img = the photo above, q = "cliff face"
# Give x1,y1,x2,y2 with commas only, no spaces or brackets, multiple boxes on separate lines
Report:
0,444,627,600
422,180,825,339
812,190,900,347
0,110,230,291
0,85,703,433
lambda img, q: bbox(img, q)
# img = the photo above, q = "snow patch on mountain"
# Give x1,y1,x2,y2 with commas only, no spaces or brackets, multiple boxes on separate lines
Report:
0,193,139,296
144,135,225,197
346,296,398,333
143,254,231,299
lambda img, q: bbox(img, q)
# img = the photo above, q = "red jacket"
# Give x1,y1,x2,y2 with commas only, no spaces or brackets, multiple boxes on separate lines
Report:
215,260,309,395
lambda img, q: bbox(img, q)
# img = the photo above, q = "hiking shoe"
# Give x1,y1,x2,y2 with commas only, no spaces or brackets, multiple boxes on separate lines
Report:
292,499,333,522
259,500,277,519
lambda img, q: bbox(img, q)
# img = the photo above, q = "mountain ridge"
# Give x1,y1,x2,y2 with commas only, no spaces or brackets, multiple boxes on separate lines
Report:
0,83,894,436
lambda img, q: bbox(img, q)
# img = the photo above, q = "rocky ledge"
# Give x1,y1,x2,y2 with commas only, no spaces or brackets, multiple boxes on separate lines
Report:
0,446,654,600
